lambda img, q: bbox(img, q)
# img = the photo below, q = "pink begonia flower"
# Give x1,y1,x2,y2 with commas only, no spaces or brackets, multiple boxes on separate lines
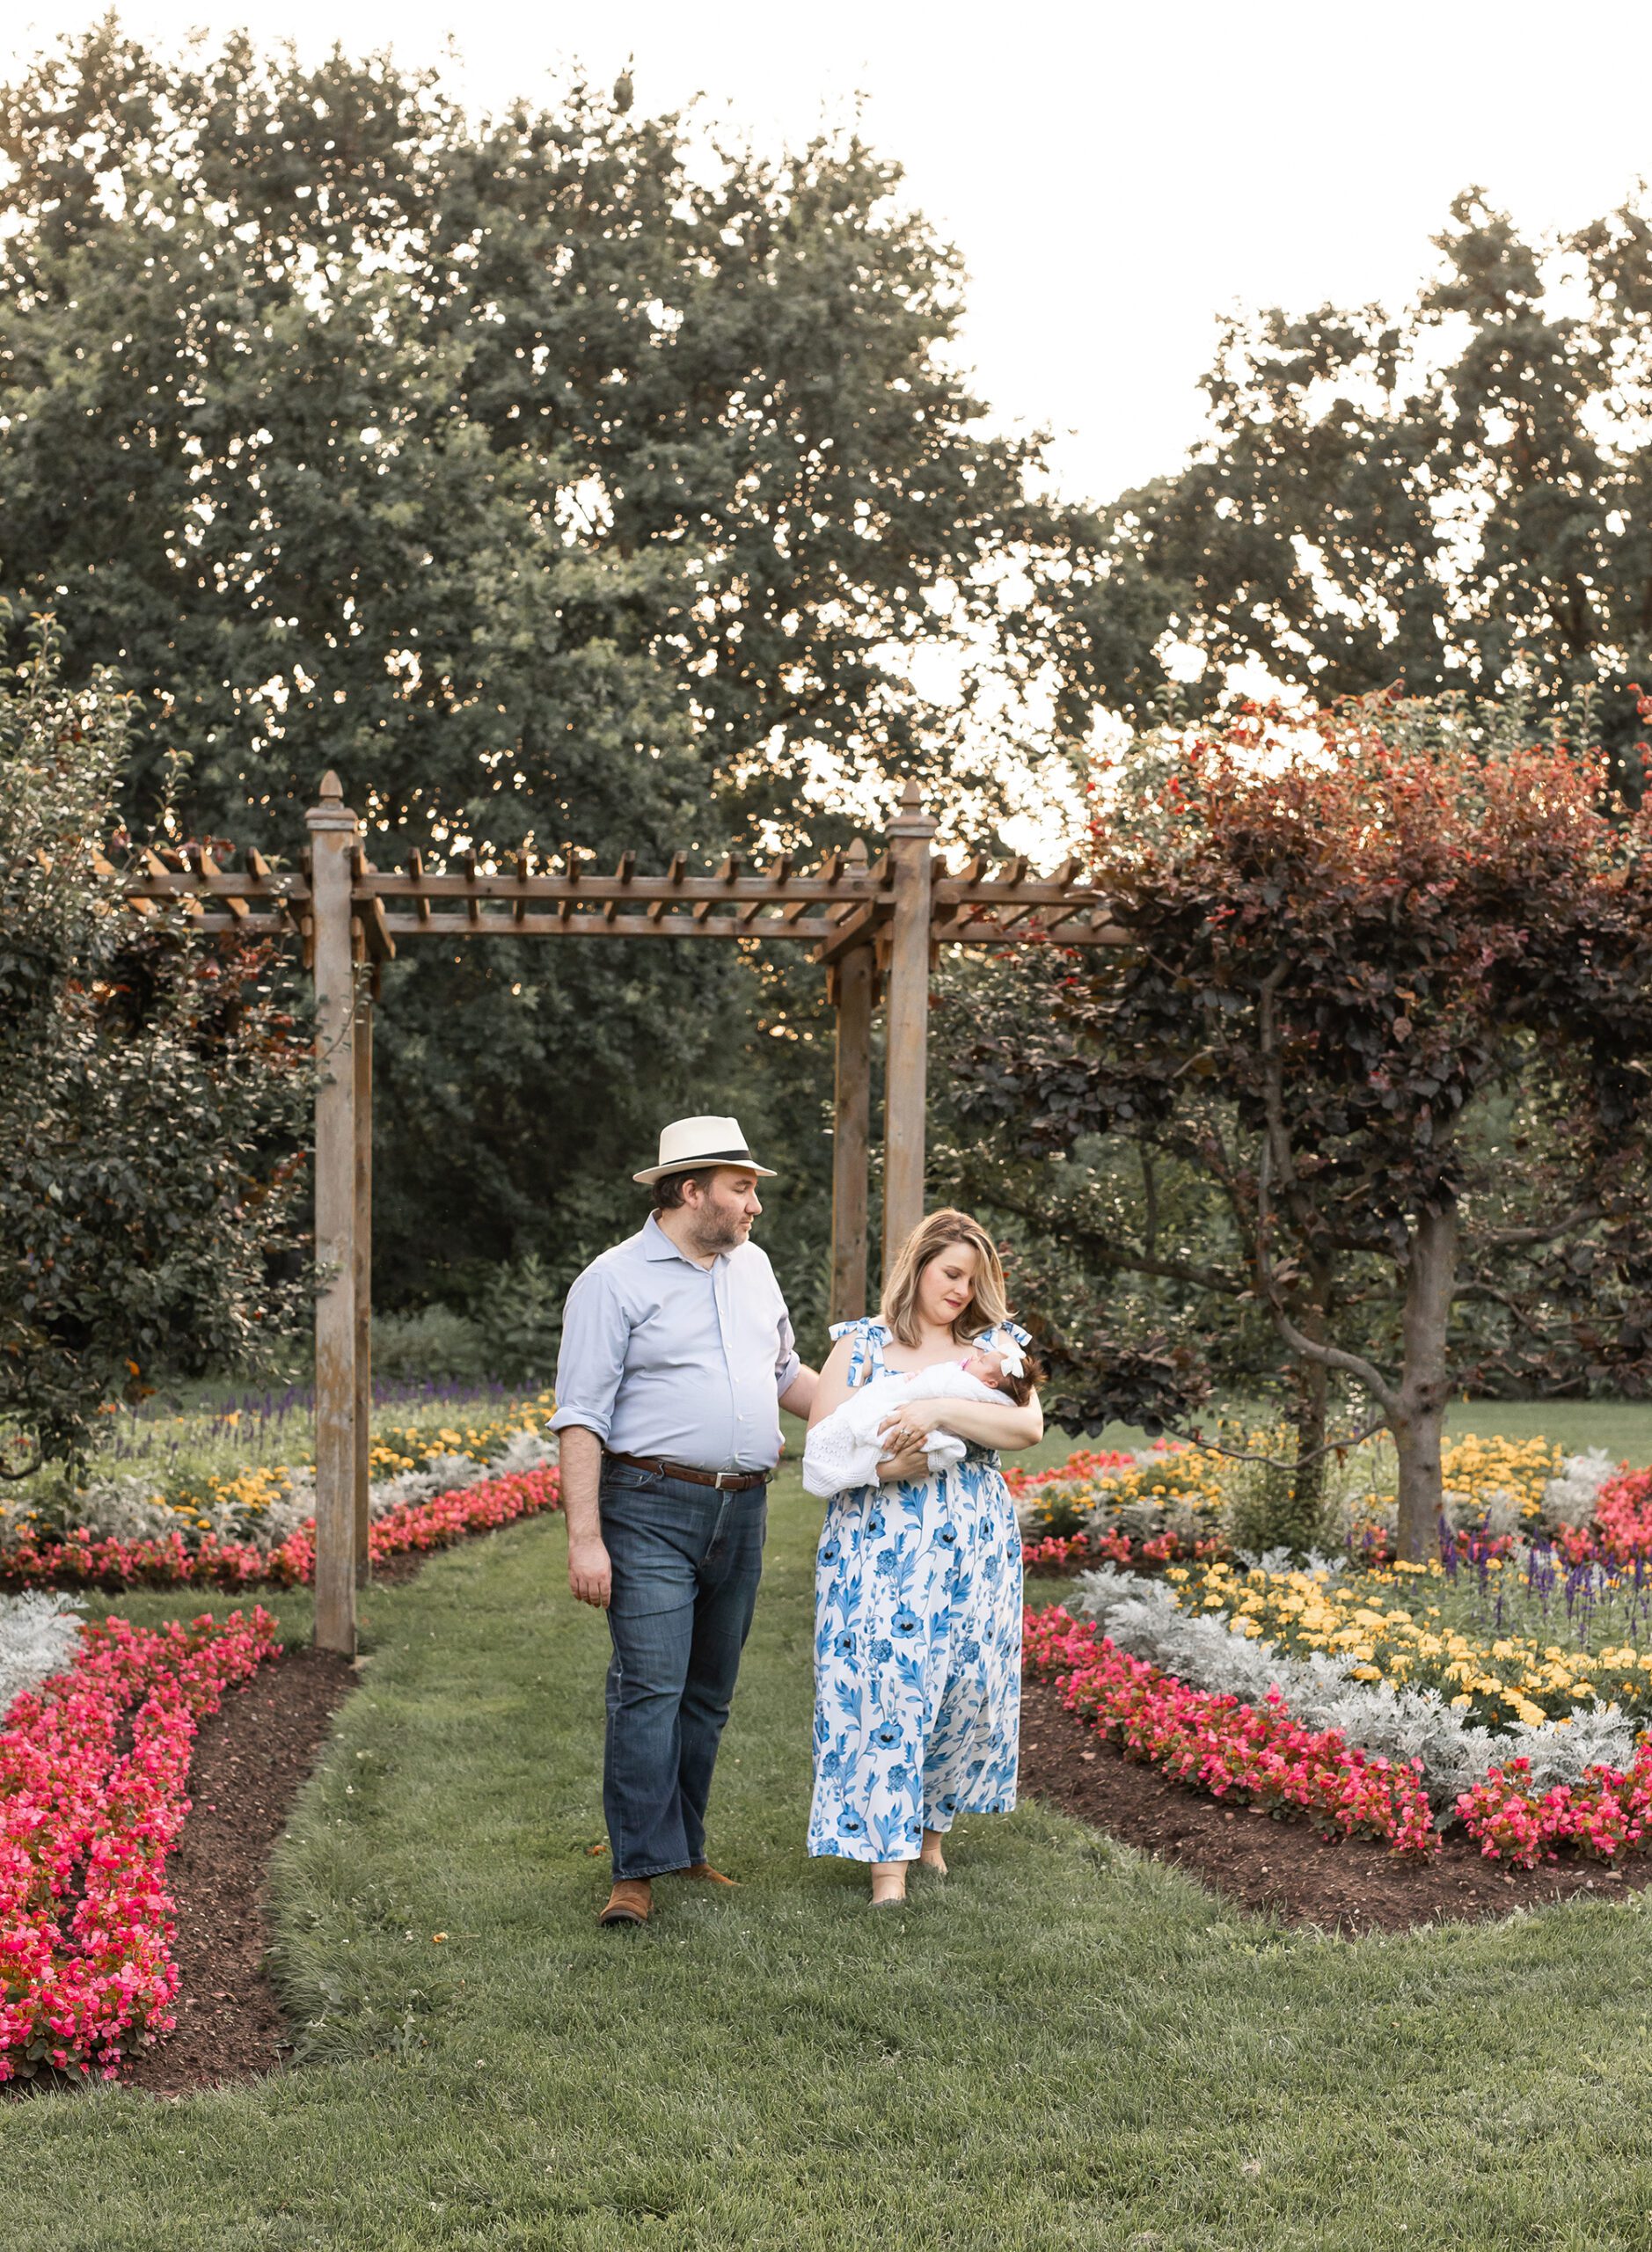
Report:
1023,1605,1438,1858
0,1466,560,2079
1,1608,281,2080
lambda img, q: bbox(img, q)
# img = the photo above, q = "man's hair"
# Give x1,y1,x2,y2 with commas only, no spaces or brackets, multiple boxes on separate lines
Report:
650,1166,710,1213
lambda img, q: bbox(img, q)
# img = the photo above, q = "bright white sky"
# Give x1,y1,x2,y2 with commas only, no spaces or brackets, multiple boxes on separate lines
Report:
8,0,1652,509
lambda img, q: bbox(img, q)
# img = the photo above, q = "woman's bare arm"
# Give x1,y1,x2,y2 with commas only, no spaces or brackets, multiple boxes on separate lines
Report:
882,1391,1044,1454
808,1334,864,1426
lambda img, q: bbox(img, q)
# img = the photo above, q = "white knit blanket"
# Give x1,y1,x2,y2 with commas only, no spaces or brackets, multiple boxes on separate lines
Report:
801,1365,1001,1499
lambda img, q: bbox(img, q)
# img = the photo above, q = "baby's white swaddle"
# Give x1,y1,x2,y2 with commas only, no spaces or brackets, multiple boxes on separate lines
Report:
801,1364,1002,1499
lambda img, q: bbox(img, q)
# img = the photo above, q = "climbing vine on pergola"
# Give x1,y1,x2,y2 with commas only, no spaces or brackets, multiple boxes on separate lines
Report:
128,779,1125,1654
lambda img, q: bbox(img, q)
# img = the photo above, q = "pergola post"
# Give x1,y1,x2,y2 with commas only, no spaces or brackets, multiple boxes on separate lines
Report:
830,916,874,1325
353,986,374,1586
881,779,937,1274
305,772,360,1657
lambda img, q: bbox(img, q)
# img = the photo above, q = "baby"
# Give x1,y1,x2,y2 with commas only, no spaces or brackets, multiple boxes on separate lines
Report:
802,1335,1040,1499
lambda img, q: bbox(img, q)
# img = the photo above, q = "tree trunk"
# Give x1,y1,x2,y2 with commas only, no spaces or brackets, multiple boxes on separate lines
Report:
1393,1201,1458,1561
1289,1254,1334,1541
1290,1356,1328,1530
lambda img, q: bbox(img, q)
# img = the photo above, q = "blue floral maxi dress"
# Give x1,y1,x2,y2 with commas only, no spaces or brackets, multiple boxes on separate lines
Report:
808,1318,1023,1862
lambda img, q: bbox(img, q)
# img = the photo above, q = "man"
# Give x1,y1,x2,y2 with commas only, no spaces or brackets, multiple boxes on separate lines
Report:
550,1115,820,1927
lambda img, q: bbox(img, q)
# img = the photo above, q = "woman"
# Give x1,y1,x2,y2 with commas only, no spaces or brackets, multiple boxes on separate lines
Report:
807,1209,1042,1906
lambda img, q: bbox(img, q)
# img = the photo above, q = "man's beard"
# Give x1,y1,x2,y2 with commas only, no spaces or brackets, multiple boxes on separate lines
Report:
686,1207,749,1257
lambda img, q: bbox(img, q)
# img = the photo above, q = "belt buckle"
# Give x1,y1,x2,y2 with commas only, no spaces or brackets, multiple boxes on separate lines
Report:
714,1469,734,1491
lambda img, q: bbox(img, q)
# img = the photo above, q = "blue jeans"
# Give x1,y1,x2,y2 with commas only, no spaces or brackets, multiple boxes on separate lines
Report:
599,1459,768,1880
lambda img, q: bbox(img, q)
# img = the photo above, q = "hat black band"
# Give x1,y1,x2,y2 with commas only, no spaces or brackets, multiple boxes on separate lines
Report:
662,1147,756,1168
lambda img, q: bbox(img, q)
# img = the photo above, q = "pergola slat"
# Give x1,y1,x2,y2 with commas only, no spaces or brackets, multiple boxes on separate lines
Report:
378,911,843,940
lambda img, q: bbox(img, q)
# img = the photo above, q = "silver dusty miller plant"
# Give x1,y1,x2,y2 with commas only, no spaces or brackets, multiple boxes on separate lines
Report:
1071,1565,1638,1820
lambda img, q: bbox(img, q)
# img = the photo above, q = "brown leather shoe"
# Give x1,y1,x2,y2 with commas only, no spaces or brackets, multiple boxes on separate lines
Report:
677,1861,739,1887
597,1878,652,1927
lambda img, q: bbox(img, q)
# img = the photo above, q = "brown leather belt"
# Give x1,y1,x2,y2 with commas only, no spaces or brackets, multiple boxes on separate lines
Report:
606,1450,771,1492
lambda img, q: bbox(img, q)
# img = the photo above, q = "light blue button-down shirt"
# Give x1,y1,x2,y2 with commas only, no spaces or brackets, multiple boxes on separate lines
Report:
549,1216,801,1472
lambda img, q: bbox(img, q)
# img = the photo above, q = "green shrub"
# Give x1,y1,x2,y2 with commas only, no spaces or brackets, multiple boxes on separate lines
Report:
372,1305,493,1386
475,1254,563,1388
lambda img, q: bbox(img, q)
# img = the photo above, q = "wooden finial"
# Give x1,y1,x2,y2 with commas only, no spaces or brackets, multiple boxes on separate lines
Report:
306,770,357,832
847,836,869,867
888,775,937,841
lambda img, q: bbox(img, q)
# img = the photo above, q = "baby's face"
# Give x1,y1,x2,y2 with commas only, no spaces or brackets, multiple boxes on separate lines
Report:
961,1348,1008,1393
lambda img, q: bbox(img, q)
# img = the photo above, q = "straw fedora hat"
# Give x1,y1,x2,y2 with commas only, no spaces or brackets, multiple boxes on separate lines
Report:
632,1114,777,1186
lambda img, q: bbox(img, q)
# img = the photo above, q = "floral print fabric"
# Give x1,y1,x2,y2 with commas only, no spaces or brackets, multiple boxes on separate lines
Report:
808,1318,1022,1862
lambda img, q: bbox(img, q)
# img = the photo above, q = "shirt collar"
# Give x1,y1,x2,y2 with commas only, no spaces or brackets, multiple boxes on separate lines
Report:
642,1213,722,1269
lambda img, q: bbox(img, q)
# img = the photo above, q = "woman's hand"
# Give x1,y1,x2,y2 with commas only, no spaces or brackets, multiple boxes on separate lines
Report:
877,1400,947,1453
875,1436,932,1483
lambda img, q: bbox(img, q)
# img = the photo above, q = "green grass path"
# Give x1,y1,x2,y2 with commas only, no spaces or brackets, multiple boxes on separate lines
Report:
9,1474,1652,2249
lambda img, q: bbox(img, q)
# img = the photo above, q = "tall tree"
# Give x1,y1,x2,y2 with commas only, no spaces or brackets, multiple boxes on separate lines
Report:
0,26,1097,1312
954,695,1652,1557
1073,191,1652,779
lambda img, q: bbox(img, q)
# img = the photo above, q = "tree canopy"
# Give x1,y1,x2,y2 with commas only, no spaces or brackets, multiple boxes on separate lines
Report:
0,26,1101,1317
954,696,1652,1554
1075,191,1652,779
0,608,308,1465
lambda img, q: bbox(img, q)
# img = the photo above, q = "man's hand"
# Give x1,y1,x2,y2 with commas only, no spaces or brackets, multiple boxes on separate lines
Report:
558,1427,610,1606
568,1534,613,1610
569,1535,612,1609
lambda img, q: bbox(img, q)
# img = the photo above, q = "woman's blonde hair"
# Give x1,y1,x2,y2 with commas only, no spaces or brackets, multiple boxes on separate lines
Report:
879,1208,1009,1349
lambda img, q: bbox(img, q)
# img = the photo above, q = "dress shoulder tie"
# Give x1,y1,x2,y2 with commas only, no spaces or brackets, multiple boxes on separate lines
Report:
829,1316,889,1390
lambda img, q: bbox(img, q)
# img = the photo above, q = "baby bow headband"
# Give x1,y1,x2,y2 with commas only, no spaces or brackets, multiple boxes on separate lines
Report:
983,1320,1032,1377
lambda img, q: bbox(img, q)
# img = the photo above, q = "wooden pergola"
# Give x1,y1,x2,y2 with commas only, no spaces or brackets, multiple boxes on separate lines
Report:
128,776,1126,1653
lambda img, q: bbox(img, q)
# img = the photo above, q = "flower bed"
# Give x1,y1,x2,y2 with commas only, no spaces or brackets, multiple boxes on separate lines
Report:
269,1466,562,1583
1175,1554,1652,1729
1,1608,280,2081
1,1391,557,1555
1005,1448,1139,1502
1069,1561,1641,1809
1024,1524,1225,1573
0,1466,561,1595
1033,1579,1652,1873
1012,1444,1224,1566
1014,1432,1638,1574
1023,1605,1438,1857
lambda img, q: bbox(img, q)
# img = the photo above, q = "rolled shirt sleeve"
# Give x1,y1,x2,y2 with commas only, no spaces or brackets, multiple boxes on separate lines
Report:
548,1266,631,1444
775,1305,800,1399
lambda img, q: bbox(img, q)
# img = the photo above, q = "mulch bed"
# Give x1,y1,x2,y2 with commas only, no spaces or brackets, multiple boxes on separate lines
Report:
1019,1674,1652,1934
119,1646,356,2095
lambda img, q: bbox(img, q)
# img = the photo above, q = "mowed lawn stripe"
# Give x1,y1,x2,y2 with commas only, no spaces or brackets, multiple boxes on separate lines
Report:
5,1472,1652,2250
